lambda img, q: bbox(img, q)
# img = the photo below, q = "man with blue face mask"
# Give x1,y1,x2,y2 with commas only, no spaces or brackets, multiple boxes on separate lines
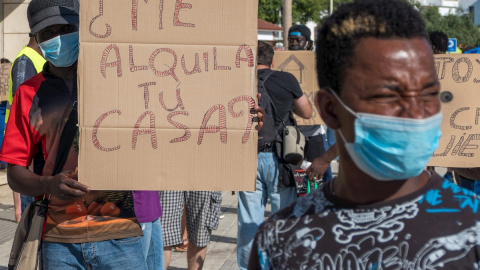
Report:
0,0,149,269
249,0,480,268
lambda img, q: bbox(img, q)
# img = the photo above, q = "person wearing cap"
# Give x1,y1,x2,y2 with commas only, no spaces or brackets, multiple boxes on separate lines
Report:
288,25,337,185
287,25,313,51
0,0,149,268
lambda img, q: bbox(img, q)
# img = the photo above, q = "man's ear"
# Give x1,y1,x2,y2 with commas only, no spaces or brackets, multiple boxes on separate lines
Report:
306,40,314,50
315,88,341,129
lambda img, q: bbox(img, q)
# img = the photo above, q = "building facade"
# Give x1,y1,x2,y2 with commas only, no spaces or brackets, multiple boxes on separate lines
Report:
417,0,477,15
1,0,30,61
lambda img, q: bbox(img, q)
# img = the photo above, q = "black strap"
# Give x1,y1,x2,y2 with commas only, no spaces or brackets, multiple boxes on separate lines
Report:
51,86,78,176
259,70,299,137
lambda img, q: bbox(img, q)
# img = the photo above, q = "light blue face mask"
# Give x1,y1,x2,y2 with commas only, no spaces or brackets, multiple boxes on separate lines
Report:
39,31,79,67
331,91,442,181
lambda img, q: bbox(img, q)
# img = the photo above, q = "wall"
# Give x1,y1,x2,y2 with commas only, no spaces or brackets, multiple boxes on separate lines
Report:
471,0,480,25
460,0,477,10
1,0,30,61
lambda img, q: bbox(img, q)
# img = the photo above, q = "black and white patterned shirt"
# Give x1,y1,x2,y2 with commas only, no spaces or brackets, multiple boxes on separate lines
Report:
249,173,480,269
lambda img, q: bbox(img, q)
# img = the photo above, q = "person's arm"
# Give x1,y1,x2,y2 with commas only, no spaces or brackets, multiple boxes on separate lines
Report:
255,93,265,131
13,191,21,222
451,168,480,181
8,164,90,201
3,78,89,201
306,144,338,180
11,56,37,97
293,94,312,119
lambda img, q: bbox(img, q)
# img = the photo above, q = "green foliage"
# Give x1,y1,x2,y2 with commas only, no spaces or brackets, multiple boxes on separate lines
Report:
419,6,480,49
293,0,352,24
258,0,353,25
258,0,480,49
258,0,283,24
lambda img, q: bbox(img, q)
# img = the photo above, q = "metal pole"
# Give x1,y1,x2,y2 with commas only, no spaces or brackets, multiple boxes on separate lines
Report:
283,0,292,48
330,0,333,15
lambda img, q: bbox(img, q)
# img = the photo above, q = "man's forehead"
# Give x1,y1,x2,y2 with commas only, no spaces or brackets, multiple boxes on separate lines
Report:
354,37,430,56
345,38,435,80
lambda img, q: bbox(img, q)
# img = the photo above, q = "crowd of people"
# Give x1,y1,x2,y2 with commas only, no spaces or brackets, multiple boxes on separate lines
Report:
1,0,480,269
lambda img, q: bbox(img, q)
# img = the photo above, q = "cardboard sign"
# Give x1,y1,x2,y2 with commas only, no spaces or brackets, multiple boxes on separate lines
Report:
273,51,323,125
0,63,11,102
429,55,480,167
79,0,258,190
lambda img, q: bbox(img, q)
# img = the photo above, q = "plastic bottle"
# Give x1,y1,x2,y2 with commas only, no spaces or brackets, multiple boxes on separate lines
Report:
300,160,312,170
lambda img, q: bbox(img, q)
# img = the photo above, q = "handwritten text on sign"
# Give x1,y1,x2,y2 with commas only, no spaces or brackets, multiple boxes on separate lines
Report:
0,63,11,102
430,55,480,167
79,0,258,190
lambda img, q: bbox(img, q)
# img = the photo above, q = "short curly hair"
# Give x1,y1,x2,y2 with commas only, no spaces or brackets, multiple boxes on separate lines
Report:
257,41,274,66
316,0,428,93
429,31,448,53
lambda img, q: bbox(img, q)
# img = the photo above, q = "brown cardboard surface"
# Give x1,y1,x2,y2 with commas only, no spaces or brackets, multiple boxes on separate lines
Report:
0,63,11,102
429,55,480,167
272,51,323,125
79,0,258,190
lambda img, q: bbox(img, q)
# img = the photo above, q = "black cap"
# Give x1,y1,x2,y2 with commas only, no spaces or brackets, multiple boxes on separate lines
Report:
27,0,79,35
288,25,311,41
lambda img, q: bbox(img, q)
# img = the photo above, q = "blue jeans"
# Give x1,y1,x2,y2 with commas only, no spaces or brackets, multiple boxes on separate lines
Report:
237,152,297,270
325,127,336,149
42,237,148,270
141,218,165,270
21,194,35,212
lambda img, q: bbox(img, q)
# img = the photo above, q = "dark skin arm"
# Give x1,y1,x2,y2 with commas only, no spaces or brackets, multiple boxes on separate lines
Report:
255,93,265,131
7,164,90,201
306,144,338,180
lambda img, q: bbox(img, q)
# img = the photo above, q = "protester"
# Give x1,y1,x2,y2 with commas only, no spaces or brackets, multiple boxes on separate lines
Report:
160,191,222,270
236,41,312,270
0,59,8,172
249,0,480,268
288,25,337,183
6,35,46,222
429,30,449,54
0,0,148,268
133,191,165,270
174,206,189,252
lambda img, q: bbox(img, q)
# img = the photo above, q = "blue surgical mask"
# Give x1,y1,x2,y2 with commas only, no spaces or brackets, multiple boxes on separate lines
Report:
332,90,442,181
39,31,79,67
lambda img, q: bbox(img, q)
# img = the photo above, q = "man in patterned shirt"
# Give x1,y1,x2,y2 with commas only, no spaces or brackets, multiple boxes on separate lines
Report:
249,0,480,269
